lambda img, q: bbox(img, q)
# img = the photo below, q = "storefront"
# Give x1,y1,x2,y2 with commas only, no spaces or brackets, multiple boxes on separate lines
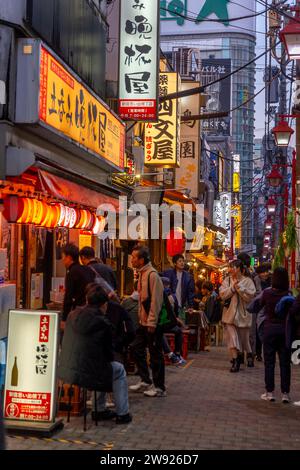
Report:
0,38,128,335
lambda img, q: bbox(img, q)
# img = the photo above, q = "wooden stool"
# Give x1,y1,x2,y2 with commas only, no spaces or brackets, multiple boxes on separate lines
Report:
58,383,98,431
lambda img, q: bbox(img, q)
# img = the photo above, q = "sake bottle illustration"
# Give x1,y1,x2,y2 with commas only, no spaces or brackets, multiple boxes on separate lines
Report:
11,356,18,387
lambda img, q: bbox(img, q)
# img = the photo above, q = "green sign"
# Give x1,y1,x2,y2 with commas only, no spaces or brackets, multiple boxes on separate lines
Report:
160,0,231,27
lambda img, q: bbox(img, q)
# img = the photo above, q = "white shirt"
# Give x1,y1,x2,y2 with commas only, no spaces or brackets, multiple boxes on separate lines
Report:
176,271,183,307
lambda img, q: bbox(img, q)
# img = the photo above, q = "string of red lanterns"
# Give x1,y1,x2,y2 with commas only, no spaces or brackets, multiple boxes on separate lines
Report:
2,196,105,234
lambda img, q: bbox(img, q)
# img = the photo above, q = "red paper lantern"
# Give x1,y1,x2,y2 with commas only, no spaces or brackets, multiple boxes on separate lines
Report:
166,228,186,257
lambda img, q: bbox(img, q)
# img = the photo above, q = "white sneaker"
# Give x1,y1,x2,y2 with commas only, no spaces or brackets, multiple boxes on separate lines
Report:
282,393,291,404
129,381,152,393
261,392,275,402
294,401,300,406
143,386,167,397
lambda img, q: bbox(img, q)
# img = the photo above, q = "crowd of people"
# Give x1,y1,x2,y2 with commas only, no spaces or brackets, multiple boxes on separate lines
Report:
56,243,300,427
2,242,299,444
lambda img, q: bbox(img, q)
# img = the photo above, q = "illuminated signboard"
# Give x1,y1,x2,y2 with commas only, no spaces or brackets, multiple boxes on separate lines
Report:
144,72,180,167
15,40,125,170
4,310,59,424
119,0,160,121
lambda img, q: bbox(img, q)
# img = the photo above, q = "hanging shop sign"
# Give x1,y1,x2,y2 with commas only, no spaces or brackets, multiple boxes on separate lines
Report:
232,204,242,250
4,310,59,424
119,0,160,121
232,154,240,193
144,72,181,167
176,81,200,197
217,193,232,247
15,40,125,170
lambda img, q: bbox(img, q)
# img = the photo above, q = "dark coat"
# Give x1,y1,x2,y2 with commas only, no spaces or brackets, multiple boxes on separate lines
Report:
88,261,117,291
62,262,95,321
163,269,195,308
286,293,300,348
58,305,113,392
106,301,136,354
121,297,139,329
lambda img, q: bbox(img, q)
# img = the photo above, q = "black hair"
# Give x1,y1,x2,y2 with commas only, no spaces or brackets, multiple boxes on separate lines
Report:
172,254,184,264
202,281,214,292
237,252,251,268
256,263,271,275
230,259,251,277
272,267,289,291
132,245,150,264
62,243,79,263
79,246,95,259
86,283,109,306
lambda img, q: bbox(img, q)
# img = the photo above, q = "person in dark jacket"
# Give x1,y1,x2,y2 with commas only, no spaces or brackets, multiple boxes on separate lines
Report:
121,283,139,330
259,267,291,404
62,244,95,322
79,246,117,291
58,284,132,424
163,254,195,323
288,294,300,406
106,300,136,362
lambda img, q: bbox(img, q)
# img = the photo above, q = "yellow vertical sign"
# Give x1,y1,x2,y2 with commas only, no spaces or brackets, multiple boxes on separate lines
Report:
144,72,180,167
232,204,242,250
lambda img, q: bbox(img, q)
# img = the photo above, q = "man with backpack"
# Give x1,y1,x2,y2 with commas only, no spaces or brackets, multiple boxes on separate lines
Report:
129,245,165,397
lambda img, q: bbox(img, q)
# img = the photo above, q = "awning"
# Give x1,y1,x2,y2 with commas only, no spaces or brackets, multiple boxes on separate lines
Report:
206,222,227,236
163,189,196,211
38,170,119,210
192,253,227,269
7,167,120,211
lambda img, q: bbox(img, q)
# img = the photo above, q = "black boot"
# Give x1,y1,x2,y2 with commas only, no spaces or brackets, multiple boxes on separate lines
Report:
237,352,244,365
230,358,240,373
247,353,254,368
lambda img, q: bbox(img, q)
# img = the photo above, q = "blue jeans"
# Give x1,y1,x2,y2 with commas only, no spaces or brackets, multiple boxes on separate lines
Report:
94,361,129,416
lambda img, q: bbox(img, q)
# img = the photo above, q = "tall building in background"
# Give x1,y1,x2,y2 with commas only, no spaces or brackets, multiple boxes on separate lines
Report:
160,0,256,252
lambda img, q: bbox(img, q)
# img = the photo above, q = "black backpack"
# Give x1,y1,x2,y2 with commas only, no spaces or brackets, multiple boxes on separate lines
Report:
144,271,177,332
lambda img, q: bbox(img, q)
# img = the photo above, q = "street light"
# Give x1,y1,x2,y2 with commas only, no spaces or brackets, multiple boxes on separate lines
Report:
279,14,300,60
265,218,273,230
266,197,277,214
266,166,283,188
271,120,294,147
264,232,271,242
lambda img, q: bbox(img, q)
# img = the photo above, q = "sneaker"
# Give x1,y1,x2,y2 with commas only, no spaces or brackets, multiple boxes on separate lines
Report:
129,381,152,393
144,386,167,397
169,352,180,364
282,393,291,404
261,392,275,402
293,401,300,406
256,355,263,362
177,355,187,365
115,413,132,425
92,409,117,421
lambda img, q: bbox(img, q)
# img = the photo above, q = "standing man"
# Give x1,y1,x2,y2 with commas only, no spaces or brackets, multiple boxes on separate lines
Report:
79,246,117,291
61,244,95,323
129,245,165,397
163,254,195,322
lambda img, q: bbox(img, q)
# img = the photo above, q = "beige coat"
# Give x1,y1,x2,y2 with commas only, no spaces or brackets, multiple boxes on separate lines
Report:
137,263,164,328
220,275,256,328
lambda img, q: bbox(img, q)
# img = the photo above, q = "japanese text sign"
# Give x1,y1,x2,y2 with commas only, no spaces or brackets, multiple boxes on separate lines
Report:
232,204,242,250
4,310,59,423
176,81,200,197
144,72,180,167
119,0,160,121
39,46,125,169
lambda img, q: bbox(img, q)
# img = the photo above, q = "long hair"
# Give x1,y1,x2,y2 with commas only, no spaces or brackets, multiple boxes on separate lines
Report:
230,259,251,278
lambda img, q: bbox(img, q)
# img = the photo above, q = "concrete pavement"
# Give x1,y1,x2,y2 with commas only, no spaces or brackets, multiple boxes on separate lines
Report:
4,347,300,450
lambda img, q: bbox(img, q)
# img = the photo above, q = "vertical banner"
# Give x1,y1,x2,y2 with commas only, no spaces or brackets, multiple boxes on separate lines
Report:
4,310,59,424
232,204,242,250
118,0,160,121
144,72,180,167
176,81,200,197
220,192,232,247
233,154,240,193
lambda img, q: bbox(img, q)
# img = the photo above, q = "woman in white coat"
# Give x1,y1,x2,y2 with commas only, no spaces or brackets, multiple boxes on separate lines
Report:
220,260,256,372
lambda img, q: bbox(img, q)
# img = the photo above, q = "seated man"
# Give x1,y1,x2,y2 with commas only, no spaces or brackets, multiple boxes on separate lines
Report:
58,284,132,424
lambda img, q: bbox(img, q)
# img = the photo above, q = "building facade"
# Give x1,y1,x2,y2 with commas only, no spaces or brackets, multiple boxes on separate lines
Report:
160,0,257,252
